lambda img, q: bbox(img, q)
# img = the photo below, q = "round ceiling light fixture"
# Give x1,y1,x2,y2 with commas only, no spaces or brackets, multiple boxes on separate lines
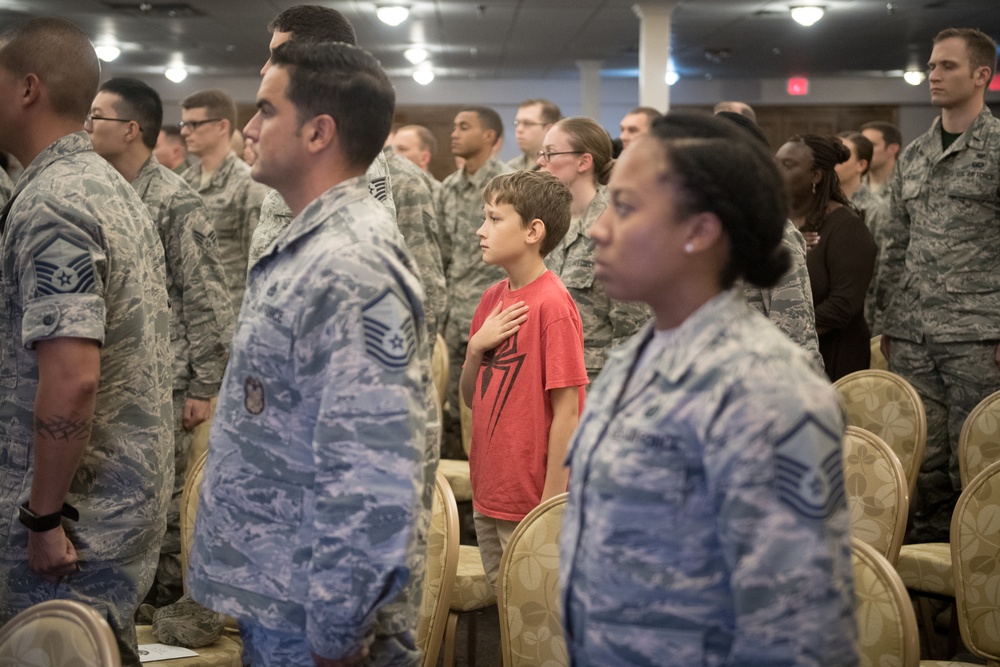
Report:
404,47,429,64
790,6,825,26
95,45,121,62
377,6,409,26
903,69,927,86
413,68,435,85
165,66,188,83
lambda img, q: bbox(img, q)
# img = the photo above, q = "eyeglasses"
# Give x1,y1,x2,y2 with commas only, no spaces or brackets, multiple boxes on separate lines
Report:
514,120,547,128
85,115,139,130
178,118,223,131
536,150,584,163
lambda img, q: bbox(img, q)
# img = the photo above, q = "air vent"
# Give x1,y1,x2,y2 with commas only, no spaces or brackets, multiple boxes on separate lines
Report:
102,3,206,18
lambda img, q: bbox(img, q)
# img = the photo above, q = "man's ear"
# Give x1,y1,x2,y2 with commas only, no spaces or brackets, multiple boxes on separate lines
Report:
304,114,336,153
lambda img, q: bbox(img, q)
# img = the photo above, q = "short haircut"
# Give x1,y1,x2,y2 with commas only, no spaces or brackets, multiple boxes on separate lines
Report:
181,89,237,137
628,106,663,122
713,101,757,123
268,4,357,45
838,131,874,176
399,124,437,158
715,111,770,149
270,41,394,170
160,124,183,142
483,170,572,257
519,98,562,125
556,117,614,186
460,105,504,143
934,27,998,78
860,120,902,148
650,112,790,289
0,17,100,121
98,77,163,150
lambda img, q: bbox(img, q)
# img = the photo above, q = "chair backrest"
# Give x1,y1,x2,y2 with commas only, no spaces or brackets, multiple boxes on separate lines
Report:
460,398,472,458
0,599,122,667
852,538,919,667
180,449,209,580
951,459,1000,663
497,493,568,667
834,369,927,497
417,472,460,667
959,388,1000,488
870,335,888,371
431,333,448,410
842,426,909,563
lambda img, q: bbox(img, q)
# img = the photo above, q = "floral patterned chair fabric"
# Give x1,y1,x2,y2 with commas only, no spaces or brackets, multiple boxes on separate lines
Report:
442,545,498,666
852,539,919,667
416,472,460,667
870,335,889,371
834,369,927,498
439,376,474,502
0,600,121,667
432,333,448,411
497,493,569,667
843,426,909,563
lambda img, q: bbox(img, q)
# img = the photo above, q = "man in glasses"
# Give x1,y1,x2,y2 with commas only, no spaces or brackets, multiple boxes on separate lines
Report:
180,89,267,320
0,18,172,665
507,98,561,172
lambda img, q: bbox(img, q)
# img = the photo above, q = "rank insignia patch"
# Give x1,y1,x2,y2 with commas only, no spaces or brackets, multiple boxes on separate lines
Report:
774,416,845,520
32,234,96,297
369,177,389,203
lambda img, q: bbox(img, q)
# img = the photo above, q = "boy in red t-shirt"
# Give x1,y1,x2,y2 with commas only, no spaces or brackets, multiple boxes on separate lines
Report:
460,170,588,592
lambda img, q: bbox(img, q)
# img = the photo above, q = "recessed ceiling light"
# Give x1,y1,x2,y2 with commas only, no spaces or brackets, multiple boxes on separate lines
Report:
165,66,188,83
903,69,926,86
413,69,434,85
404,47,429,64
790,6,825,26
665,70,680,86
377,6,409,26
95,45,121,62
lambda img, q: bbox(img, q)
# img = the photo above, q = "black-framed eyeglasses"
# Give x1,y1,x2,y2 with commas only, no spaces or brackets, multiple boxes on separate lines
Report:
536,150,584,163
514,120,547,128
178,118,223,131
85,115,139,130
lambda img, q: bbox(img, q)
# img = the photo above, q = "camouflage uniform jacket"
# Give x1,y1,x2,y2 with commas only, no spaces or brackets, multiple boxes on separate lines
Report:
181,151,267,318
133,155,234,397
437,157,512,340
743,219,824,373
851,184,890,336
882,107,1000,343
385,147,447,341
0,168,12,208
506,153,538,171
560,290,858,667
247,152,395,273
0,132,173,561
188,176,430,660
544,188,650,379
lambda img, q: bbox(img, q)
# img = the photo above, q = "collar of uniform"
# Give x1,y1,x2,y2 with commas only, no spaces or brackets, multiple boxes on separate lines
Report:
272,175,371,252
929,105,997,155
10,131,92,203
131,154,160,198
462,156,502,190
204,151,241,188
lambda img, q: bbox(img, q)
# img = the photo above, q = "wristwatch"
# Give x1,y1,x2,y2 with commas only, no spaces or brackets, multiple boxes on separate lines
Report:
18,502,79,532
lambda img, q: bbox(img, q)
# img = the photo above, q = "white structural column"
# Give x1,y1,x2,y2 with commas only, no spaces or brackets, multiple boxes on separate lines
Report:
576,60,603,120
632,2,677,111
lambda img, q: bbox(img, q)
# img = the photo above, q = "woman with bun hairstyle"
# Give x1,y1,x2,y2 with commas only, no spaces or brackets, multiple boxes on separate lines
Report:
559,112,858,667
776,134,877,380
537,116,649,381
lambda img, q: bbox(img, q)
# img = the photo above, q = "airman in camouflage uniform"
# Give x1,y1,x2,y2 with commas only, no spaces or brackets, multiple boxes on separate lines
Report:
560,292,858,666
545,187,651,381
188,41,431,667
850,183,890,336
0,166,12,206
881,29,1000,542
744,219,825,373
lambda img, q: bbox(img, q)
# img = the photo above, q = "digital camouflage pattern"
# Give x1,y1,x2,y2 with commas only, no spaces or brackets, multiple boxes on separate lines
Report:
181,151,267,319
743,219,824,374
545,187,651,381
561,290,858,667
385,147,447,341
506,153,537,172
0,132,172,665
882,108,1000,542
851,183,890,336
0,167,12,207
246,151,396,272
188,176,431,663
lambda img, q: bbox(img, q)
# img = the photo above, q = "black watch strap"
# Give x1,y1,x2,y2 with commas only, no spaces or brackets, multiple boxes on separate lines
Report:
18,501,79,532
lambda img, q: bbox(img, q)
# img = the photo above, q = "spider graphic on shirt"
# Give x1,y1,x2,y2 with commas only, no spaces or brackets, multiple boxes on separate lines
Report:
479,332,526,440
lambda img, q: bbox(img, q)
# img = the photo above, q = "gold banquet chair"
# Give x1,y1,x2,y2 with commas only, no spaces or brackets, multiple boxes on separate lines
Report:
431,333,449,411
834,369,927,497
136,450,243,667
0,599,122,667
852,539,920,667
417,471,460,667
896,389,1000,657
842,426,909,563
920,460,1000,667
438,397,473,503
497,493,569,667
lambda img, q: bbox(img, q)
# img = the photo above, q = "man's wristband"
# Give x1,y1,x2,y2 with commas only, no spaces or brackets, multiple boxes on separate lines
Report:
18,501,79,532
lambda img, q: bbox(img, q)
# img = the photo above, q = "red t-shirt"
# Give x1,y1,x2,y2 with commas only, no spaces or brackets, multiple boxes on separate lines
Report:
468,270,588,521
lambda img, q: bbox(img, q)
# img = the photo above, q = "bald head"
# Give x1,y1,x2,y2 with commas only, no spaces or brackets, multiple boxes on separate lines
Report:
713,101,756,123
0,17,100,121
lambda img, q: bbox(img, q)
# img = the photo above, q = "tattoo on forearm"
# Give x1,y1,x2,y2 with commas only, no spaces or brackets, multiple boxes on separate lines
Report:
34,415,92,441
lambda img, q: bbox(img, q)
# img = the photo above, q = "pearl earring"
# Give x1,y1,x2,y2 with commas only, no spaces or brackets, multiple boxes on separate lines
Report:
684,243,695,254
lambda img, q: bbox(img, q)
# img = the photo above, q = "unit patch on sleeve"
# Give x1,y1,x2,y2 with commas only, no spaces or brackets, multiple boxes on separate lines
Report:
362,289,416,371
31,234,96,297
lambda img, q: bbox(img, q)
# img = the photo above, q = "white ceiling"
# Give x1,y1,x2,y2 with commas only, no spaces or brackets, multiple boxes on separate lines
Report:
0,0,997,83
